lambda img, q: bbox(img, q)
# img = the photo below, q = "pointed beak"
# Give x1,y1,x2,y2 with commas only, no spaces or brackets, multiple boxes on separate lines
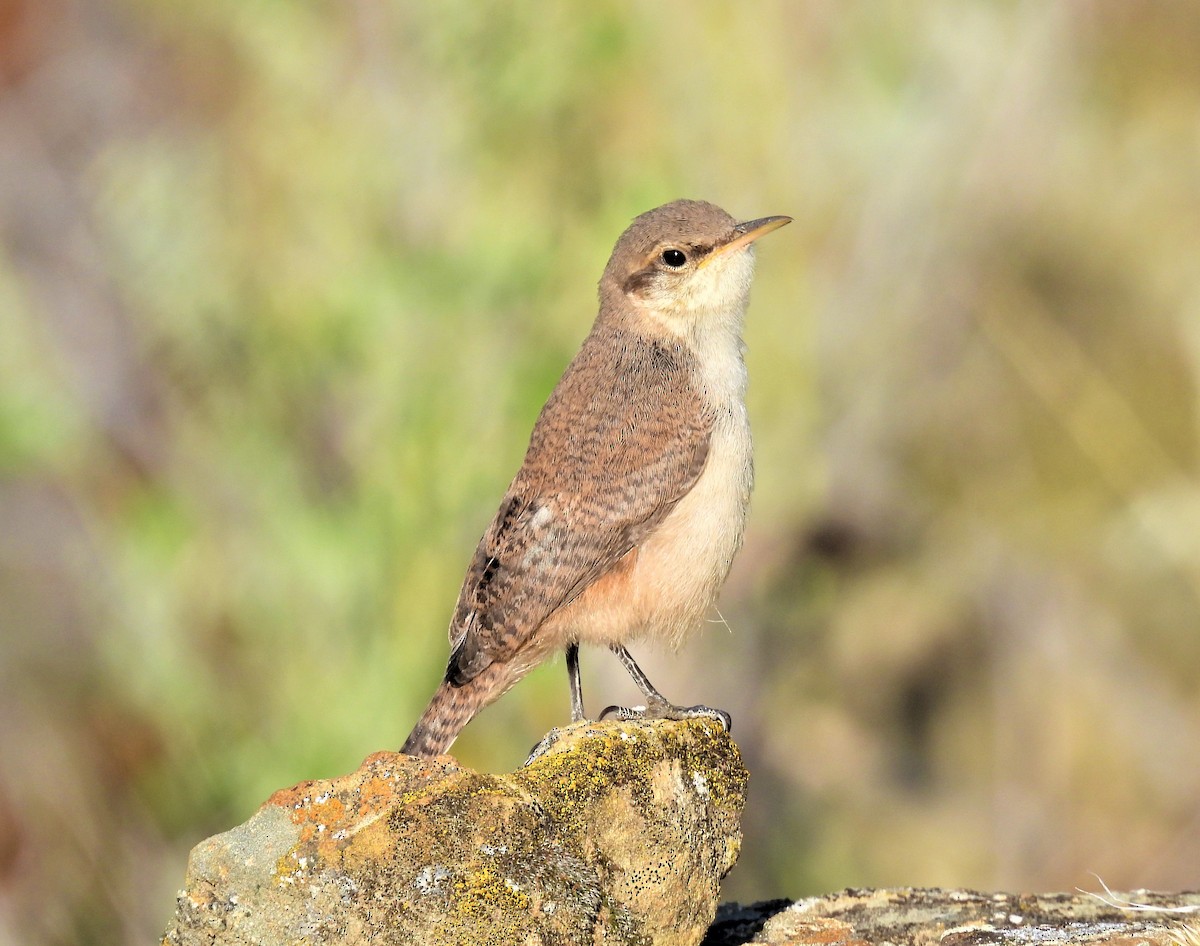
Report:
701,215,792,267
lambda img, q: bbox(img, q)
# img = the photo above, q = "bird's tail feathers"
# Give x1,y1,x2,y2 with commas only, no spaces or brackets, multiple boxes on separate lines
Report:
401,661,514,757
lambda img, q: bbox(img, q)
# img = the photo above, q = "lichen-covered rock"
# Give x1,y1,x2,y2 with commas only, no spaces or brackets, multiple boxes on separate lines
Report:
702,888,1200,946
162,717,747,946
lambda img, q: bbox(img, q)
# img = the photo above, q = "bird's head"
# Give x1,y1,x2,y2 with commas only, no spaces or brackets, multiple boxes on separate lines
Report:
599,199,791,339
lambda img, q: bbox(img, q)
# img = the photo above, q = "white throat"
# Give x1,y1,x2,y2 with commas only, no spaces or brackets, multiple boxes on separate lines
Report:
638,246,756,409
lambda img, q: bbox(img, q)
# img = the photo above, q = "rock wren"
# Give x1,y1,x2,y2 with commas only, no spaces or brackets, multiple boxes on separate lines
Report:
402,199,790,756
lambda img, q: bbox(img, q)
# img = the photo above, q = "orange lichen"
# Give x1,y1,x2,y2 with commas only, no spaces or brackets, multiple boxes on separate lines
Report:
265,779,317,810
358,776,398,815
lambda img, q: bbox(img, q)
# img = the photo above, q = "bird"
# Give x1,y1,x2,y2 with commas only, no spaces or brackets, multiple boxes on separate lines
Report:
401,198,791,757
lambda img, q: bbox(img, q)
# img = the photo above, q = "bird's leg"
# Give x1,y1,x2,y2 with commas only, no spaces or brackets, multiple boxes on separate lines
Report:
608,643,670,703
599,644,732,732
525,643,585,764
566,642,585,722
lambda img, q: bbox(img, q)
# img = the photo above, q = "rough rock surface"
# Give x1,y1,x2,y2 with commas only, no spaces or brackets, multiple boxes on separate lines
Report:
162,717,747,946
701,887,1200,946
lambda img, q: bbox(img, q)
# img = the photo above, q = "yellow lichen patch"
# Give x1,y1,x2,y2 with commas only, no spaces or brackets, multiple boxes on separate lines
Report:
452,865,532,916
514,721,688,829
272,849,302,883
466,784,507,799
397,787,434,808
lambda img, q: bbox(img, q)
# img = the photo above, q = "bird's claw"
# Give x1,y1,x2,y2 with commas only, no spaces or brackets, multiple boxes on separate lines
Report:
598,698,732,732
525,727,564,764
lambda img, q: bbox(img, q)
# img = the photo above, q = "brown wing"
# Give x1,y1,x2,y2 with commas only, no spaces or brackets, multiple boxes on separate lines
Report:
444,326,714,686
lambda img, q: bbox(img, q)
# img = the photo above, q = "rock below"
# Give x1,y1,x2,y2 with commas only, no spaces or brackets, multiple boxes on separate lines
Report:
162,717,747,946
702,888,1200,946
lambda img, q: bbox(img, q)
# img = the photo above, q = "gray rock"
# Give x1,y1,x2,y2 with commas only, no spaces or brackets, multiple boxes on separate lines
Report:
702,888,1200,945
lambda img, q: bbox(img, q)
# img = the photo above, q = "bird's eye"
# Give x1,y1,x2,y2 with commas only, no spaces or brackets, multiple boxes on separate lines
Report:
660,248,687,268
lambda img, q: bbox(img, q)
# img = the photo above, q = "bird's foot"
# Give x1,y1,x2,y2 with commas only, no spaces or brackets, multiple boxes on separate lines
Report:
527,700,732,765
598,696,732,732
525,727,566,764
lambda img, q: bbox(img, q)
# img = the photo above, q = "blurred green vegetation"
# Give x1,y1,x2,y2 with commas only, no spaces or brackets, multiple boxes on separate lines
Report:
2,2,1200,944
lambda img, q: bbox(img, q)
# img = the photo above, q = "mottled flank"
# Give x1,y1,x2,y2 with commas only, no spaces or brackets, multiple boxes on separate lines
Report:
701,888,1200,946
163,717,748,946
439,323,714,691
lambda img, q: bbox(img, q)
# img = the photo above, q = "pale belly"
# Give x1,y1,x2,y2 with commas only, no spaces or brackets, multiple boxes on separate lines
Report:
547,406,753,649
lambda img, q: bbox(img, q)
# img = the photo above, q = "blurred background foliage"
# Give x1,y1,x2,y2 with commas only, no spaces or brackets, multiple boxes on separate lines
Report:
2,1,1199,943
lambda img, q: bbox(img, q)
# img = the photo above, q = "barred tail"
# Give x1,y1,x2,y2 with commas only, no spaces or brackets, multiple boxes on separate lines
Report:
401,661,516,757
